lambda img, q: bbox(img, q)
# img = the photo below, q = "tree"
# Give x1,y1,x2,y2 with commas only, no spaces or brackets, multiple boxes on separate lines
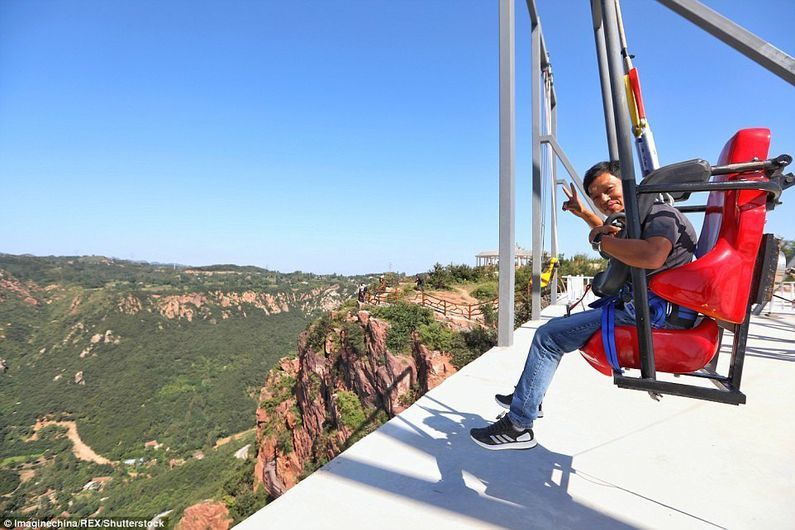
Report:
781,239,794,263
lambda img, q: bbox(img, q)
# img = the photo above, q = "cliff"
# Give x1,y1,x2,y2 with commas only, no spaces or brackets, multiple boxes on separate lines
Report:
0,253,362,520
253,308,457,498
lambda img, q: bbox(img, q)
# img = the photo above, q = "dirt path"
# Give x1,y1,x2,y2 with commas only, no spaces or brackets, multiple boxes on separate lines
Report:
30,420,115,465
403,283,481,306
214,428,256,449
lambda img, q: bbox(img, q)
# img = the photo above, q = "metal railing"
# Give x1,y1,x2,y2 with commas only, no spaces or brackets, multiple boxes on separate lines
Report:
564,275,597,308
761,281,795,314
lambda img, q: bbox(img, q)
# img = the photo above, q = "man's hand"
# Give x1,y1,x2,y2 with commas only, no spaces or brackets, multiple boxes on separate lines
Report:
562,183,603,228
588,224,621,244
561,183,586,217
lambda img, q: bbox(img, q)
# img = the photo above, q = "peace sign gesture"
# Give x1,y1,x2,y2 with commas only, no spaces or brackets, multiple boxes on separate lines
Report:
561,181,603,229
561,183,586,216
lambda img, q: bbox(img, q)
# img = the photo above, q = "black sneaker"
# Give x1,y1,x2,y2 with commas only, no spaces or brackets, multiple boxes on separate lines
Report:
470,414,537,451
494,393,544,418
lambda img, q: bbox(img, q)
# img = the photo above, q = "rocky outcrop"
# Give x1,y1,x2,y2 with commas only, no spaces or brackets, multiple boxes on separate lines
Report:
80,330,121,358
69,296,82,315
63,322,86,345
253,310,457,499
175,501,232,530
0,270,40,306
116,294,142,315
119,286,342,322
212,287,342,316
156,294,208,321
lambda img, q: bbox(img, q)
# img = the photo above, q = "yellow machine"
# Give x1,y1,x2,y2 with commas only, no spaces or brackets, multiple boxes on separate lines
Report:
528,257,559,289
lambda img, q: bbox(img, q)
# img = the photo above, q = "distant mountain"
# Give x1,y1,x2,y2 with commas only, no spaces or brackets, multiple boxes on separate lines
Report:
0,253,358,519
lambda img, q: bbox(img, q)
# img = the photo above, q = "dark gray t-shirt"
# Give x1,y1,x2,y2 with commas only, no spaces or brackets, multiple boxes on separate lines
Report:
641,203,698,274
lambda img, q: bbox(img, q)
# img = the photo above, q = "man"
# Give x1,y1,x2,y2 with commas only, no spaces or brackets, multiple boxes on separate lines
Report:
469,160,698,451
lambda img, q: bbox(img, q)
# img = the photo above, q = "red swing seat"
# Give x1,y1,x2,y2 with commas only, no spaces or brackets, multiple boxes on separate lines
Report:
580,128,772,376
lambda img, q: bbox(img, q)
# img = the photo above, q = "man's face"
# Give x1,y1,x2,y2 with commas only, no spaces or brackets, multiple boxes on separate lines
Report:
588,172,624,216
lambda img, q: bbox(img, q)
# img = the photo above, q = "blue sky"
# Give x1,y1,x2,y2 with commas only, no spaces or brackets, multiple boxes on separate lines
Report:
1,0,793,275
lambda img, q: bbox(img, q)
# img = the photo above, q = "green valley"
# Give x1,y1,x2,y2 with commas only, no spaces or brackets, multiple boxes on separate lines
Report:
0,254,357,520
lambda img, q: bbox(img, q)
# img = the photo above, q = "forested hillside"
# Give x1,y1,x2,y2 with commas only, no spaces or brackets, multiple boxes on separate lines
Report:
0,254,357,520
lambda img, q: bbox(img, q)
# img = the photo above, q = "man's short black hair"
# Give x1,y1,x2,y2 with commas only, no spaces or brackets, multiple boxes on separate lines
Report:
583,160,621,195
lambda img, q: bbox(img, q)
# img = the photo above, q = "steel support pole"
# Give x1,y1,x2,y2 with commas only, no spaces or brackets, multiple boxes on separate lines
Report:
550,101,559,305
498,0,516,346
530,17,543,321
540,135,602,217
591,0,619,160
657,0,795,86
601,0,656,379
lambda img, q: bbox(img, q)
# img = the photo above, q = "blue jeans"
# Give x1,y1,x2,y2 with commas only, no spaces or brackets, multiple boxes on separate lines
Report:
508,307,641,429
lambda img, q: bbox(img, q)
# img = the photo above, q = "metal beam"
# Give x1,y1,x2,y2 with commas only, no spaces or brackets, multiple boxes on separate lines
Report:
591,0,619,160
525,0,552,69
540,135,603,217
527,0,556,112
602,0,656,379
530,17,543,321
549,101,559,305
498,0,516,346
525,0,539,24
657,0,795,86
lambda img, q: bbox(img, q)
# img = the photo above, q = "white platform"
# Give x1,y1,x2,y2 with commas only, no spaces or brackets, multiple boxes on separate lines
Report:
237,306,795,530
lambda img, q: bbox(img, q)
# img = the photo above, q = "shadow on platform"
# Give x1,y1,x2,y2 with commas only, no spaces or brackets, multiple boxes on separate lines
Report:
324,394,635,529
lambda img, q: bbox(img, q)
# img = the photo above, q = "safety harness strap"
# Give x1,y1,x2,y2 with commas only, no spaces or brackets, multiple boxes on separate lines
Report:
590,295,623,373
588,287,696,373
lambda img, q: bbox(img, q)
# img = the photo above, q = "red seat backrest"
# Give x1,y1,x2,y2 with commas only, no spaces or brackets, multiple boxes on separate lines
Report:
649,128,771,324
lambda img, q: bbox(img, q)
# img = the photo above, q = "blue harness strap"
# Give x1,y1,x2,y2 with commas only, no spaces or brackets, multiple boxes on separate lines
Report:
589,295,623,373
588,287,671,374
625,291,669,328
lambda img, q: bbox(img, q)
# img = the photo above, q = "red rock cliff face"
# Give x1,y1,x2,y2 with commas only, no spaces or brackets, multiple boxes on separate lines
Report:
253,310,456,499
175,501,232,530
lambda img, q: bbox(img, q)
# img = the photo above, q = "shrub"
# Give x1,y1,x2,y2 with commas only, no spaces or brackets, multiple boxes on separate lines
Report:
335,391,366,430
426,263,454,290
0,469,20,495
222,459,268,523
480,303,497,328
341,321,366,356
462,327,497,353
559,253,607,276
371,302,434,354
451,327,497,369
276,429,293,454
306,315,334,353
425,263,491,290
417,322,454,352
472,282,498,301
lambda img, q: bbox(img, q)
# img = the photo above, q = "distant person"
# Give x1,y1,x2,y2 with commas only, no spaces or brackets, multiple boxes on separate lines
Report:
357,283,368,303
415,274,425,291
378,275,386,292
469,161,698,450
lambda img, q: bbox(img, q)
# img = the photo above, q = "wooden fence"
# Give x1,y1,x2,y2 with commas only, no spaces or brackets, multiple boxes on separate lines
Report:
365,288,496,322
418,292,496,320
